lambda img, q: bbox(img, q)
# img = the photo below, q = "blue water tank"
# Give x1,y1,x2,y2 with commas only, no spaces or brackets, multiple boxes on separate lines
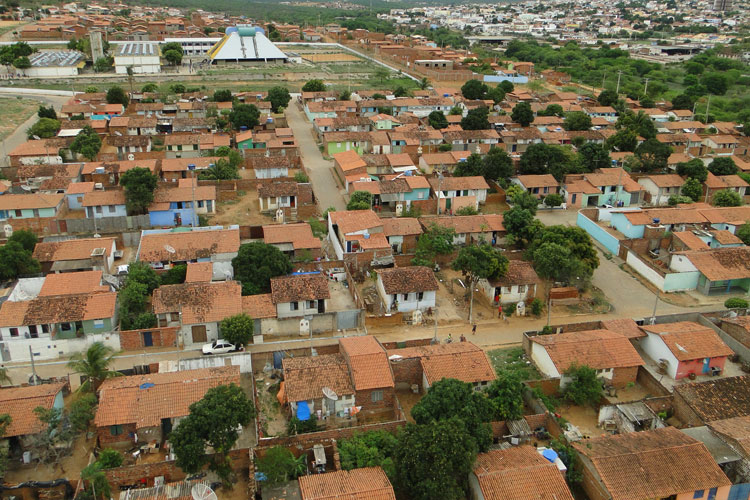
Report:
255,26,265,35
225,26,238,35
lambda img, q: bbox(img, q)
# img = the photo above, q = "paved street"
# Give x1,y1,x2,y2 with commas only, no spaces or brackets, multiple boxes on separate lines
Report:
285,102,348,211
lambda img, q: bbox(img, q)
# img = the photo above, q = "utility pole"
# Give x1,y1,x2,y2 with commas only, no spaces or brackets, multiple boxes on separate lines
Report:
436,167,444,216
615,70,623,94
29,345,37,385
705,94,711,123
188,164,197,228
643,77,649,97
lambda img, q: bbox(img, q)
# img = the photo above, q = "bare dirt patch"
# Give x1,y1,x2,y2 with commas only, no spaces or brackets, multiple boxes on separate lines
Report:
209,190,272,227
0,97,40,142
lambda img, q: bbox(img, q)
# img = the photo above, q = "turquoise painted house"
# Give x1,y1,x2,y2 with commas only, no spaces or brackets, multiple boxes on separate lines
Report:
0,193,64,220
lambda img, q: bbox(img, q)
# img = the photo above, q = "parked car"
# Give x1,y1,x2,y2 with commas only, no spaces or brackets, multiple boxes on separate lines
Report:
201,340,240,355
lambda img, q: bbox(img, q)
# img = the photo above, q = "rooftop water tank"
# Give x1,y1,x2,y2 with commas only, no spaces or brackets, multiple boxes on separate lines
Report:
238,26,256,37
225,26,238,35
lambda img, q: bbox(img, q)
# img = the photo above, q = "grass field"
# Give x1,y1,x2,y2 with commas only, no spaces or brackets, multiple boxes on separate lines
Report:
0,96,39,142
487,346,541,381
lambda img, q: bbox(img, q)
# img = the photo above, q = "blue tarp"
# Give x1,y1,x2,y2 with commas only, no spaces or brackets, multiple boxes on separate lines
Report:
542,449,558,463
297,401,311,421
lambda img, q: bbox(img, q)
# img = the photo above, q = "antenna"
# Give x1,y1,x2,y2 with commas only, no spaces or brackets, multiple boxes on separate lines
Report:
191,484,217,500
164,244,176,254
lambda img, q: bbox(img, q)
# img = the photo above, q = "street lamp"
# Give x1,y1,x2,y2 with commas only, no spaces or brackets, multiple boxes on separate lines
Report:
188,164,197,228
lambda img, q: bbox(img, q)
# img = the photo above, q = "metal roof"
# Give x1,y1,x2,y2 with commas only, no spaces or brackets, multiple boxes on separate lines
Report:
208,26,288,62
116,42,159,57
29,50,85,67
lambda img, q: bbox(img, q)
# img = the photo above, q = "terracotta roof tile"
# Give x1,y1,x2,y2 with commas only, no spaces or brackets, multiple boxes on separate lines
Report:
81,189,126,207
33,237,115,263
282,353,354,403
382,217,422,237
138,228,239,263
152,281,242,324
241,294,276,319
674,376,750,423
573,427,731,500
672,231,710,251
66,182,95,194
258,182,299,198
419,215,504,234
298,467,396,500
641,321,733,361
95,367,240,428
514,174,559,189
488,260,540,287
712,230,743,245
38,270,109,296
390,342,495,385
151,185,216,205
531,330,644,372
184,262,213,283
377,266,438,294
270,274,330,303
329,210,382,235
263,223,322,250
428,175,489,191
708,415,750,457
685,247,750,281
0,383,66,437
600,318,646,339
473,446,575,500
339,336,394,391
0,193,64,211
0,292,116,327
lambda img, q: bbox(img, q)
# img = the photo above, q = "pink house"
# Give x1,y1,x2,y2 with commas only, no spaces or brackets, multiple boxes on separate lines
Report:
639,321,733,380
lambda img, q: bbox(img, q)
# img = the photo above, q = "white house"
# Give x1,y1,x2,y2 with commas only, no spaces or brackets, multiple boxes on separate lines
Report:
428,175,490,211
270,273,330,319
114,42,161,74
479,260,540,305
82,189,128,219
637,174,684,206
376,266,438,313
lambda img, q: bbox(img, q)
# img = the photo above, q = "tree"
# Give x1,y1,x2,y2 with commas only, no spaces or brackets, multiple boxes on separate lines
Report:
725,298,749,309
93,57,112,73
482,147,514,182
256,446,306,484
563,364,603,405
163,43,183,65
460,79,488,100
81,461,110,500
67,342,120,392
486,86,505,104
606,128,638,152
339,430,398,478
229,103,260,130
708,157,738,176
486,371,525,420
141,83,158,93
503,207,541,247
395,418,478,500
563,111,592,131
169,83,186,94
126,261,161,293
452,243,509,322
736,224,750,245
635,138,671,172
98,448,123,469
428,110,448,129
160,264,187,285
597,89,618,106
527,225,599,281
339,90,351,101
347,190,373,210
677,158,708,182
668,195,693,206
671,94,694,110
120,167,157,215
712,189,742,207
681,178,703,202
578,142,610,172
27,117,60,139
512,191,540,215
0,240,41,280
302,79,326,92
701,72,728,95
454,153,483,177
539,103,564,117
499,80,514,93
518,143,578,181
616,111,657,140
70,125,102,161
418,77,430,90
219,313,254,346
171,384,255,482
544,193,565,207
265,86,291,113
198,158,239,181
37,105,56,120
106,86,129,106
412,224,455,267
213,89,232,102
0,414,9,478
232,242,293,295
511,102,534,127
374,66,391,83
69,393,97,433
12,56,30,69
460,106,490,130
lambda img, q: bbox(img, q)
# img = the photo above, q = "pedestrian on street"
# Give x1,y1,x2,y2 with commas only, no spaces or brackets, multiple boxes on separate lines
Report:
460,334,466,342
471,324,477,335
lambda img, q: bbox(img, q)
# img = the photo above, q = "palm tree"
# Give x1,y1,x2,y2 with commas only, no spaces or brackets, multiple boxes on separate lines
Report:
419,77,430,90
67,342,120,392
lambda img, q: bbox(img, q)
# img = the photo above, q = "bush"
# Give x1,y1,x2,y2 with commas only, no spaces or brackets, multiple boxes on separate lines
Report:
563,364,602,406
256,446,306,484
97,449,123,469
455,205,478,216
530,298,543,317
502,303,516,317
725,298,749,309
543,193,564,207
287,416,319,435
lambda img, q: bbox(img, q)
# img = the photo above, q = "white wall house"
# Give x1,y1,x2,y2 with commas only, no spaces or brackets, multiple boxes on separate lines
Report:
114,42,161,74
376,266,439,313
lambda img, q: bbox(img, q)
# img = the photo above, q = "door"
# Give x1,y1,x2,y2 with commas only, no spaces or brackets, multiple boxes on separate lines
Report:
142,331,153,347
702,357,711,374
571,194,577,205
191,325,207,343
445,198,451,210
161,418,173,439
318,300,325,313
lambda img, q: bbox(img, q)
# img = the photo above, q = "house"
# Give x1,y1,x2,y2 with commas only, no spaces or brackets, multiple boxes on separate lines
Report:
270,273,330,319
258,182,300,213
0,383,66,448
639,321,733,379
376,266,438,313
418,151,471,174
163,134,230,159
418,215,505,246
706,415,750,482
82,189,127,218
469,446,575,500
339,335,395,417
107,135,152,160
562,168,643,208
247,156,290,180
298,468,396,500
262,223,322,261
65,182,95,210
94,367,240,445
637,174,685,206
528,330,644,388
512,175,560,199
388,342,495,392
81,159,159,187
333,150,368,190
479,260,540,306
328,210,394,267
428,176,489,211
113,41,161,74
0,193,65,222
681,247,750,295
718,315,750,350
159,157,221,182
382,217,422,255
33,237,117,274
351,175,431,211
573,427,731,500
137,227,239,278
282,352,356,422
704,172,749,203
148,184,216,227
152,280,243,346
673,376,750,427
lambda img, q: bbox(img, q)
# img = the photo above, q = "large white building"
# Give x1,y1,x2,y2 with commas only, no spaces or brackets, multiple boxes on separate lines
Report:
207,25,288,65
163,37,221,57
25,50,85,77
114,42,161,74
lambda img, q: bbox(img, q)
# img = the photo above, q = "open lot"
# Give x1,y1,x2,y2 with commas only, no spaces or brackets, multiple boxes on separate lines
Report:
0,96,40,142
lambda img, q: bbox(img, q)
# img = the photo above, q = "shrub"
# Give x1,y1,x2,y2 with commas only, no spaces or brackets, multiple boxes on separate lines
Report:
725,298,749,309
530,298,543,317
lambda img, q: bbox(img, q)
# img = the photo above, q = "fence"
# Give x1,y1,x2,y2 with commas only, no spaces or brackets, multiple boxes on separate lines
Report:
65,214,152,234
178,351,253,373
576,210,621,255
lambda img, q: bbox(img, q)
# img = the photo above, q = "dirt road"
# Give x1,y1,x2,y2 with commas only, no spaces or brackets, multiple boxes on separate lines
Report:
285,103,347,211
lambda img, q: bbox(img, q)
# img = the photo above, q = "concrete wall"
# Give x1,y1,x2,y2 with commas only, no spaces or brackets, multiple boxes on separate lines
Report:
178,352,253,373
577,210,620,254
1,332,120,362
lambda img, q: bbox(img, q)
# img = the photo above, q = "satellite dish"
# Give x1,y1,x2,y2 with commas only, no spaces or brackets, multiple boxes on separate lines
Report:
191,484,217,500
128,153,135,161
164,244,176,253
322,387,338,400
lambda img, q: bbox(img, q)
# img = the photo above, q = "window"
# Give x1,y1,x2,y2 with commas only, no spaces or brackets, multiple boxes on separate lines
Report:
14,209,22,217
417,292,424,301
402,293,409,301
519,285,527,293
110,425,123,436
197,200,204,208
94,319,105,329
108,205,116,213
61,323,72,331
96,206,103,214
392,294,398,303
694,493,705,500
371,390,383,403
308,300,317,309
291,301,299,311
33,209,39,217
41,324,49,333
9,328,18,337
29,325,38,338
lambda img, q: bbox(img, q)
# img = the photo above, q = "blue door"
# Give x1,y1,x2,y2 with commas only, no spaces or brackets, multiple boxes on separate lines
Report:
702,357,711,374
142,331,153,347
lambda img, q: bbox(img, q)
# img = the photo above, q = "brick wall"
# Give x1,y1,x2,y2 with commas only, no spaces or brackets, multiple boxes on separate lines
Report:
525,378,560,397
579,454,611,500
672,389,704,427
390,358,422,388
719,320,750,349
611,366,639,388
635,366,671,397
643,395,673,416
96,423,137,446
356,387,396,414
380,338,433,350
250,342,340,373
119,327,178,350
257,419,406,449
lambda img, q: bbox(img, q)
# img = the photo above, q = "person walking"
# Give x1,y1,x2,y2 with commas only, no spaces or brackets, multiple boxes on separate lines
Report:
471,324,477,335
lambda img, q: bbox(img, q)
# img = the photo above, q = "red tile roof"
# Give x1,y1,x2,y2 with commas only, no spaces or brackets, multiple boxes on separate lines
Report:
241,294,277,319
184,262,213,283
388,342,495,385
298,467,396,500
270,274,330,303
38,270,108,296
0,383,65,437
263,223,322,250
531,330,644,372
282,353,354,403
339,336,394,391
138,228,240,263
152,281,242,324
640,322,733,361
377,266,438,294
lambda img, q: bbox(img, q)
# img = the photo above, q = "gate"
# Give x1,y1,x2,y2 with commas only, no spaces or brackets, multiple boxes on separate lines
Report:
336,310,360,330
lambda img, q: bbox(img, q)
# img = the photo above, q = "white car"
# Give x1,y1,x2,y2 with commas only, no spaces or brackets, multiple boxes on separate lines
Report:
201,340,240,355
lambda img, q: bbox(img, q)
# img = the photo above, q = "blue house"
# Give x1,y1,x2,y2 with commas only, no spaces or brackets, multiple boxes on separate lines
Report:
83,189,128,219
65,182,95,210
0,193,64,221
149,183,217,227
